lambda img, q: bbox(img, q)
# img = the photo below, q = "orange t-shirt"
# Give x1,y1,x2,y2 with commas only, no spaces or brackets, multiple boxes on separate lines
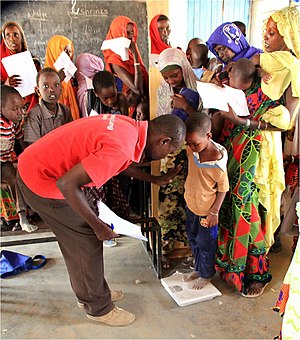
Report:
18,115,147,199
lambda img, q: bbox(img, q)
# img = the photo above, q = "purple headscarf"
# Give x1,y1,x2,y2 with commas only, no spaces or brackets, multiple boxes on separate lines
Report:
206,22,262,65
75,53,104,117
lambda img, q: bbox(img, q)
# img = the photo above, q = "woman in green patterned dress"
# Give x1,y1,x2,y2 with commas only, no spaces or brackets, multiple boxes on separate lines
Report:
216,59,290,297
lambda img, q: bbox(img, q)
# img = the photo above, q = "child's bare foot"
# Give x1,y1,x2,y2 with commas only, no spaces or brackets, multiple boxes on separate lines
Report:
19,212,38,233
20,221,38,233
192,277,211,290
182,271,199,282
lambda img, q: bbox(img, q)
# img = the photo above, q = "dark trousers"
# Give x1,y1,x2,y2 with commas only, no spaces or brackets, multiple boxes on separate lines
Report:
17,172,114,317
185,206,218,279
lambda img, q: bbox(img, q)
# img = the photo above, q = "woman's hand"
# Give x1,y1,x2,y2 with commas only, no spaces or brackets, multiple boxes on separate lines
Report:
129,41,139,60
171,94,189,110
5,75,22,87
220,104,244,126
58,68,66,82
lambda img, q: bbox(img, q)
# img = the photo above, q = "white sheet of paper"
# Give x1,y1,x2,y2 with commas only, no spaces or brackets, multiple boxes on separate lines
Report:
97,201,148,241
196,81,250,117
197,82,229,111
1,50,37,97
101,37,131,61
53,51,77,83
89,109,99,116
223,85,250,117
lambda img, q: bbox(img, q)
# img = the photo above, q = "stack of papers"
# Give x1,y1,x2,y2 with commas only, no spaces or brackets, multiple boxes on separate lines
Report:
161,271,222,307
53,51,77,83
196,81,250,117
101,37,131,61
2,50,37,97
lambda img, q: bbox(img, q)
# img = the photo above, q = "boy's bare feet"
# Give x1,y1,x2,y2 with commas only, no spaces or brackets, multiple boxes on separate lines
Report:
182,271,199,282
192,277,211,290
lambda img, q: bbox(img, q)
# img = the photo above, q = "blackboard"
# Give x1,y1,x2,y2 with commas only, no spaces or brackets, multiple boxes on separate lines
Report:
1,0,149,67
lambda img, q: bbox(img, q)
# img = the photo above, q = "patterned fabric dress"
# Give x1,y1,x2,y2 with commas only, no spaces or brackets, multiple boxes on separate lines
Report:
216,79,283,292
156,48,201,254
158,144,188,251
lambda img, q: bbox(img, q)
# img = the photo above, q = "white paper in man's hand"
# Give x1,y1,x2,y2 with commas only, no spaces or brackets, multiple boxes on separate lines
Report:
97,201,148,241
196,81,250,116
2,50,37,97
53,51,77,83
101,37,131,61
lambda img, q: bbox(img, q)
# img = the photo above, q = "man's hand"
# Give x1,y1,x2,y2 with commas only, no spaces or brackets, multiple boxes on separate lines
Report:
152,165,182,186
93,221,119,241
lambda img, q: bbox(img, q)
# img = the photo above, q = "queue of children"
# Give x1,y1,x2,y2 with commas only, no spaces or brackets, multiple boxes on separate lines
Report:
0,6,299,332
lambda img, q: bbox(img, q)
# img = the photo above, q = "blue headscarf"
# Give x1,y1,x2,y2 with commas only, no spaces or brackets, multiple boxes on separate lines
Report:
171,88,200,122
206,22,262,65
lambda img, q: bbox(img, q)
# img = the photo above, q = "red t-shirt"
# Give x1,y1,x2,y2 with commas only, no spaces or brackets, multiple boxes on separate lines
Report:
18,114,147,199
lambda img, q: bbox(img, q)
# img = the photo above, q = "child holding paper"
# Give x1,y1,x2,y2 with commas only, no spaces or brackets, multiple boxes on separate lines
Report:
24,68,72,145
214,58,291,297
44,35,80,120
0,85,38,232
1,21,41,113
183,112,229,289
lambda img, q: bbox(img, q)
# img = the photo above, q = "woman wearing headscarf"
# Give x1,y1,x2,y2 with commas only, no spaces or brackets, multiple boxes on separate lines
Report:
156,48,202,268
206,22,261,68
75,53,104,117
251,6,300,252
1,21,40,112
149,14,171,67
103,16,148,112
44,35,80,120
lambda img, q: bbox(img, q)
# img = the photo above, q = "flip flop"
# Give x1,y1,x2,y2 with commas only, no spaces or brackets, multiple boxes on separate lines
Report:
241,282,270,298
162,255,170,269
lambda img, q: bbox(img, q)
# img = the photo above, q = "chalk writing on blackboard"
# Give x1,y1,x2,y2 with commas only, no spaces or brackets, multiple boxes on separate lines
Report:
28,8,49,21
71,0,108,16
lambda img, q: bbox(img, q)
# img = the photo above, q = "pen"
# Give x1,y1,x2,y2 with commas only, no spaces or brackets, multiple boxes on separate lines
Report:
110,223,114,230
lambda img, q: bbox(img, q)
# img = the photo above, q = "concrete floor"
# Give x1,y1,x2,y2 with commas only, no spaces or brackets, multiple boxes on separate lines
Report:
0,226,293,340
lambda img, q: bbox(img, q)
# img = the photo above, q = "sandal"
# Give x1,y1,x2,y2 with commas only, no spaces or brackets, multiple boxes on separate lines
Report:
182,256,194,267
162,255,170,269
242,281,270,298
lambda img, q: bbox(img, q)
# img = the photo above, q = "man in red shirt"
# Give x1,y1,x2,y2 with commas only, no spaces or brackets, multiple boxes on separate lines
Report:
17,113,186,327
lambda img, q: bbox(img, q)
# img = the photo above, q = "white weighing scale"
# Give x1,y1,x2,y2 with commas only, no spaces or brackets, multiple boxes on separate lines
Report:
161,271,222,307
